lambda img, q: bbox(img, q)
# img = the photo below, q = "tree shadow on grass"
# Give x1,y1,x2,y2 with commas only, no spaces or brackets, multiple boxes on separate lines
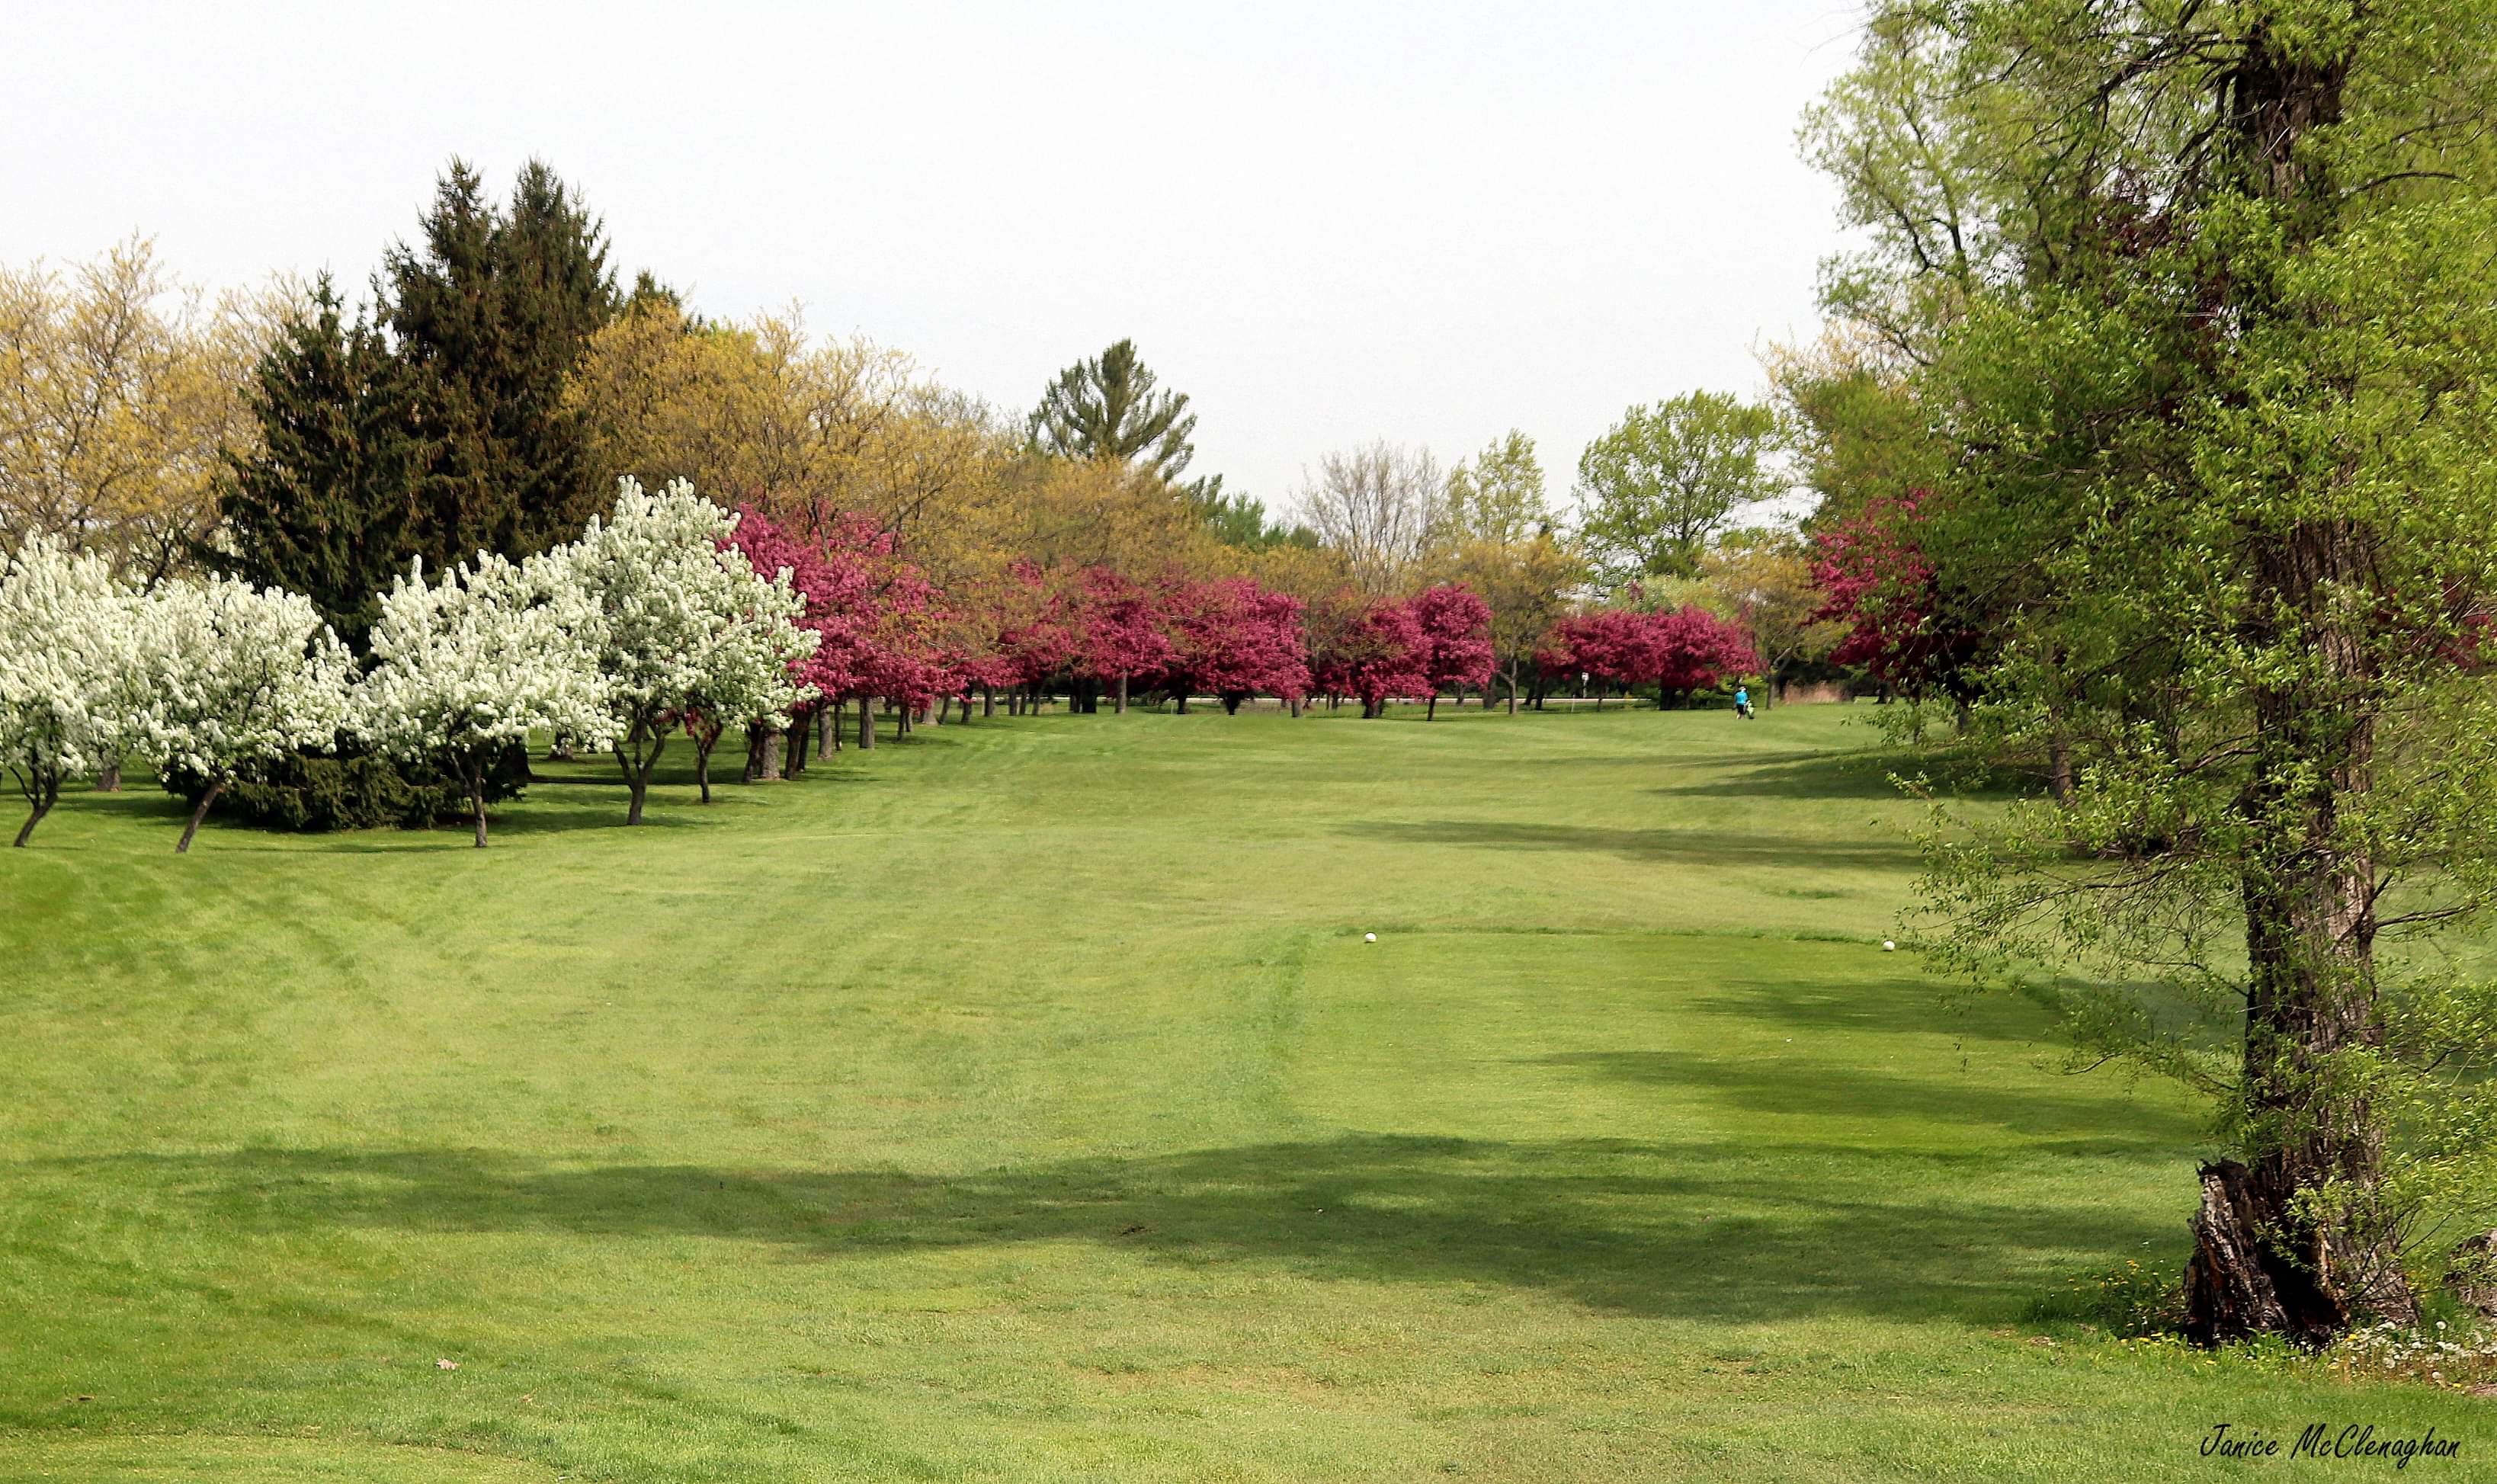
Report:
35,1132,2187,1327
1345,819,1917,870
1645,751,1918,803
1672,976,2079,1053
1523,1050,2197,1153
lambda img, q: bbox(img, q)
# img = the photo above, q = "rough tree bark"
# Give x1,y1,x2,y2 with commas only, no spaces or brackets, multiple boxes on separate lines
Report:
2178,33,2415,1344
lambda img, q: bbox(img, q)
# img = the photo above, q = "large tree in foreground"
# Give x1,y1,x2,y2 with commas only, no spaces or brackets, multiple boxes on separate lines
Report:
1814,0,2497,1341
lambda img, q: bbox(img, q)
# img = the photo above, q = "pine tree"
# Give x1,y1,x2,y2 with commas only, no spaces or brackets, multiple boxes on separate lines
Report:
384,158,617,566
210,277,431,649
1028,339,1200,484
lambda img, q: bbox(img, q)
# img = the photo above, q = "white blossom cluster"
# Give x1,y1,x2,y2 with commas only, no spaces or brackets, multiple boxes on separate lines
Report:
357,548,614,781
563,478,818,748
1,478,822,850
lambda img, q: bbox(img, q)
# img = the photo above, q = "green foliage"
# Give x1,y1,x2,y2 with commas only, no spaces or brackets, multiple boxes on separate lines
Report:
383,157,619,566
1191,486,1316,552
207,277,431,649
1441,429,1550,546
1822,0,2497,1328
1027,338,1201,486
1575,392,1781,584
159,743,527,832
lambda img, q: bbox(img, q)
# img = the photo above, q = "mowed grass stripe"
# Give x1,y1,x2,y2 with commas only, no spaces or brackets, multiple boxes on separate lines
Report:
2,705,2484,1482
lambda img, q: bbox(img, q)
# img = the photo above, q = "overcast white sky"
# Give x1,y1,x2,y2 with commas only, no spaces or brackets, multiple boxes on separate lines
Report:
2,1,1867,520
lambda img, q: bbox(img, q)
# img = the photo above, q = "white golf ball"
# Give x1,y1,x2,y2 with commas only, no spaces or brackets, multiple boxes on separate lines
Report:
1363,932,1377,943
1882,940,1897,952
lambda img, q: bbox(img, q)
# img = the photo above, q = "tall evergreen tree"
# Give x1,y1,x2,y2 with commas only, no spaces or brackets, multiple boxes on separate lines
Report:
209,277,431,650
384,158,617,565
1028,339,1200,484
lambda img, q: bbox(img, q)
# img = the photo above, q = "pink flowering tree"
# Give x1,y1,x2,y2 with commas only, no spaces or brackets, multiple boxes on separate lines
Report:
1309,591,1430,719
1641,605,1758,709
1407,583,1496,719
1165,577,1309,714
1072,566,1175,713
726,506,873,787
1808,492,1974,703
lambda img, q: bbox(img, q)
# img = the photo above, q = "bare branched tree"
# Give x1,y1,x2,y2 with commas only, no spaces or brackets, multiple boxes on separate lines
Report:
1293,440,1441,597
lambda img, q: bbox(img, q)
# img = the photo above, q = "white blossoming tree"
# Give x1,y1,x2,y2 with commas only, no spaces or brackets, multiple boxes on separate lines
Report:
149,576,355,853
0,538,152,847
558,478,816,825
357,551,614,848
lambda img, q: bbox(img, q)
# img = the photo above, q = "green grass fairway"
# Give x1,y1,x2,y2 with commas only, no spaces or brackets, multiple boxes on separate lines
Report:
1,704,2483,1480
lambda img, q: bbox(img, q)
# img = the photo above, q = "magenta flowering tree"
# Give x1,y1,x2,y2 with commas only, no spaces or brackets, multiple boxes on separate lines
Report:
1071,566,1175,714
1407,583,1496,719
1165,577,1309,714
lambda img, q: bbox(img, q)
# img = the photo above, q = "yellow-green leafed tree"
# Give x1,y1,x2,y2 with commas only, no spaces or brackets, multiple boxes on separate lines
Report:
0,239,277,585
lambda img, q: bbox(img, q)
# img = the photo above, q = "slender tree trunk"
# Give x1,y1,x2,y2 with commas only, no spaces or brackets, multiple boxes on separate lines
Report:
1427,694,1438,720
175,779,224,854
1175,693,1189,715
695,727,719,803
96,758,121,793
13,772,61,848
1508,662,1520,714
1115,675,1127,713
983,687,995,717
820,704,838,756
467,758,489,848
858,696,876,749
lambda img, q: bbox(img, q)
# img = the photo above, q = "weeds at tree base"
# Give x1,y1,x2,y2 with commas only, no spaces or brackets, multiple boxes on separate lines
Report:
2031,1259,2497,1393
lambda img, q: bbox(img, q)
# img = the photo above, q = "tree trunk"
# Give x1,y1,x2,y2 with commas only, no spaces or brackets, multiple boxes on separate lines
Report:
2184,516,2412,1343
1289,697,1302,718
1175,694,1188,715
13,771,61,848
1427,694,1438,720
983,687,996,718
758,726,784,780
175,779,223,854
2047,732,2074,804
96,758,121,793
467,758,489,848
695,729,718,803
1115,675,1128,713
821,704,838,755
858,696,876,749
620,730,665,825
